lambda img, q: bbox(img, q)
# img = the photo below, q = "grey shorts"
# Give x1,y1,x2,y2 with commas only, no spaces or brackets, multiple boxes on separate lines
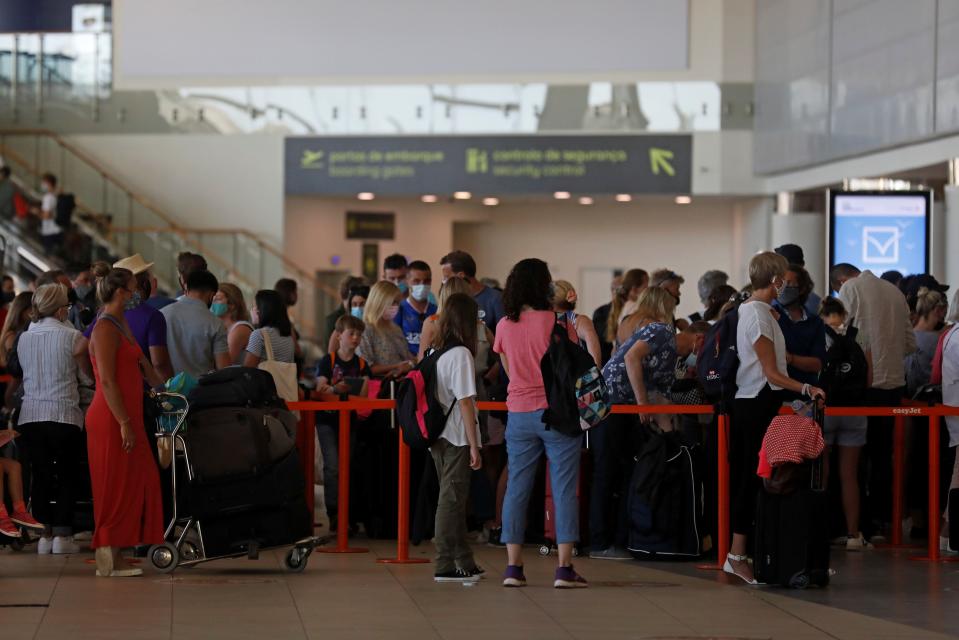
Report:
823,415,867,447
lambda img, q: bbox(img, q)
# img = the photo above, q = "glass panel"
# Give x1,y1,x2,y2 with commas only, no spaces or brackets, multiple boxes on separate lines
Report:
0,34,14,104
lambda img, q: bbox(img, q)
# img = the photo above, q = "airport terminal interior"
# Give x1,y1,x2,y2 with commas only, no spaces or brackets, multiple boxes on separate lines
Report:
3,0,959,638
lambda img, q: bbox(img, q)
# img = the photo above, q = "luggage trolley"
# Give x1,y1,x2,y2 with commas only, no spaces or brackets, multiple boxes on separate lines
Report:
147,392,321,573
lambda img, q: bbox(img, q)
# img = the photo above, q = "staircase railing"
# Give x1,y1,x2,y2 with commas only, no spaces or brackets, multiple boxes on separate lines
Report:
0,128,332,339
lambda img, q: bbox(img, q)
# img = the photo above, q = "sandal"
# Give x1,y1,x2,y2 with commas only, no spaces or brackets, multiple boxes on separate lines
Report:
722,552,759,585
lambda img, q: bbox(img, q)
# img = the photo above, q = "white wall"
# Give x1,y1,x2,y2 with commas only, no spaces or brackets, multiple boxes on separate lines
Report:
67,134,285,243
114,0,689,88
284,196,491,280
453,197,764,319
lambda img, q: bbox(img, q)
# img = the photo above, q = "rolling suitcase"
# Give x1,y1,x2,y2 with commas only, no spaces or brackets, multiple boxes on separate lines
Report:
753,404,830,588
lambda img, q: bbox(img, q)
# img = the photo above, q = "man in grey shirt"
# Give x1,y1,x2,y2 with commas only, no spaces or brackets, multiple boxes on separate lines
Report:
161,269,230,378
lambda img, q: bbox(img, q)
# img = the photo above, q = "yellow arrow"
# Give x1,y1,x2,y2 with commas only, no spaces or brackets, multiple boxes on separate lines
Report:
649,147,675,177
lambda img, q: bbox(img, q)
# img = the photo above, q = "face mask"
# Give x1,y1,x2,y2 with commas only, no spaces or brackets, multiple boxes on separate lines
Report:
124,291,141,311
685,352,698,369
210,302,229,317
410,284,430,302
74,284,92,300
396,282,409,295
777,286,801,307
351,306,364,319
384,304,400,321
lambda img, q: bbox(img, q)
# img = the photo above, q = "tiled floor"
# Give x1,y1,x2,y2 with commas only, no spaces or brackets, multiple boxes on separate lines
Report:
1,537,955,640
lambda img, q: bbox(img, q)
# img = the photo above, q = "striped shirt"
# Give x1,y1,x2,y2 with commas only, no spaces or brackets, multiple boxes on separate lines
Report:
246,327,295,363
18,317,84,428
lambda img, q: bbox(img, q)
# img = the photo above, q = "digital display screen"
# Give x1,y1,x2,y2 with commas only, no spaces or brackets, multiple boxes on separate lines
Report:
829,191,930,279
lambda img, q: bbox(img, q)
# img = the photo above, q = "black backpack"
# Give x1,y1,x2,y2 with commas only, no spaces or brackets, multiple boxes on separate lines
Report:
55,193,75,228
540,314,610,437
819,326,868,407
396,344,459,449
697,307,740,405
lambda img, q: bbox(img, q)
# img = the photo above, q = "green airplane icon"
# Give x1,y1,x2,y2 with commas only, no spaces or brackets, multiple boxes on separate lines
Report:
301,150,325,168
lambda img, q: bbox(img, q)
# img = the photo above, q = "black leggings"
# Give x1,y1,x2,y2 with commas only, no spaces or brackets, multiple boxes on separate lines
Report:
20,421,83,534
730,387,783,535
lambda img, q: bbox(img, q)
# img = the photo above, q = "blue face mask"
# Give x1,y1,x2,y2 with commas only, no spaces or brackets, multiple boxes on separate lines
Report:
351,306,364,319
210,302,229,317
397,282,409,295
124,291,141,311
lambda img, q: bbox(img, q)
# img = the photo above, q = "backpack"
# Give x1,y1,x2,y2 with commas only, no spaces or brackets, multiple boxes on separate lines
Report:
540,313,611,437
55,193,75,228
819,326,868,407
396,344,460,449
188,366,285,412
697,307,740,405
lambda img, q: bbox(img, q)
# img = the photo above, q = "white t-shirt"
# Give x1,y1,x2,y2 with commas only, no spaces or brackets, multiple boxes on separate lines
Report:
735,300,787,399
434,345,481,448
941,326,959,446
40,193,61,236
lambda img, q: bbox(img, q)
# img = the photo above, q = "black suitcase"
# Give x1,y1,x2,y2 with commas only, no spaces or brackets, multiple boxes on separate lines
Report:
753,405,830,588
188,367,286,412
627,428,702,558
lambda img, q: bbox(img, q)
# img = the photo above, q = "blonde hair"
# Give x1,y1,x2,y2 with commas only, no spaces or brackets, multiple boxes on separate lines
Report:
915,287,947,320
608,268,648,342
31,283,68,321
749,252,788,290
218,282,250,322
552,280,576,312
364,281,401,327
632,287,676,326
437,277,470,313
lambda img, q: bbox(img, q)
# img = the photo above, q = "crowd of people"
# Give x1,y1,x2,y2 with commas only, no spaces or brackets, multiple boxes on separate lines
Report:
2,239,958,590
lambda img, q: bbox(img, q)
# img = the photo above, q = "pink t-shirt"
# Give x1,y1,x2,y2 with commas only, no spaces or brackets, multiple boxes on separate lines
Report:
493,310,578,413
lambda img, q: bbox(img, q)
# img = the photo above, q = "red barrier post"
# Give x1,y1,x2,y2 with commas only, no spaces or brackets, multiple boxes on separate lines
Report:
697,412,730,571
377,428,429,564
317,408,369,554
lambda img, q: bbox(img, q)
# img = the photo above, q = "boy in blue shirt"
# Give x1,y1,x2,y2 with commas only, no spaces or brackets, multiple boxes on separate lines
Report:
394,260,437,356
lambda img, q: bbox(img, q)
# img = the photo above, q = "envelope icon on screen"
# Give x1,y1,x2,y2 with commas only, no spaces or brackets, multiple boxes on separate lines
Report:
862,226,900,264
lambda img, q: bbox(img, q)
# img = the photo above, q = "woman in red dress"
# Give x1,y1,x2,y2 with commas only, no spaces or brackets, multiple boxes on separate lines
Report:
87,268,166,577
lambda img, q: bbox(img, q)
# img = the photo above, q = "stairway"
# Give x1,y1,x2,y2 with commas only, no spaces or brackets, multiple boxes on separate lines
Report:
0,129,333,340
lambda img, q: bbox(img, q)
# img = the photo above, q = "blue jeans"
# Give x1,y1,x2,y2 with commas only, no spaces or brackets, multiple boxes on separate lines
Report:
501,410,581,545
316,420,339,516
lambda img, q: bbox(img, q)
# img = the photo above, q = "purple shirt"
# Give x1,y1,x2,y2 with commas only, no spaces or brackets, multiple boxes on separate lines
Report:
84,302,168,356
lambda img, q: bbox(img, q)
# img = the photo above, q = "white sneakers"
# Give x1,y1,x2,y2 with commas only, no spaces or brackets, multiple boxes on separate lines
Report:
845,534,873,551
37,536,82,555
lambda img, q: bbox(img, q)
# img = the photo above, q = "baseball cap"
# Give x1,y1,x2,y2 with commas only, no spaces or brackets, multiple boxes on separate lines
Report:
774,244,805,267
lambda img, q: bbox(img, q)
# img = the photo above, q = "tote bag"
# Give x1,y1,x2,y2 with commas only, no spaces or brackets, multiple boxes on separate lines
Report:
257,329,299,408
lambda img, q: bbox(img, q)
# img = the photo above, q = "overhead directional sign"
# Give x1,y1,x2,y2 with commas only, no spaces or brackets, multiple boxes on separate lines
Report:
285,135,692,196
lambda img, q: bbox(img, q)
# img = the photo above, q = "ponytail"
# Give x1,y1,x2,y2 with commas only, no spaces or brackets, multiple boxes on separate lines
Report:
606,268,648,342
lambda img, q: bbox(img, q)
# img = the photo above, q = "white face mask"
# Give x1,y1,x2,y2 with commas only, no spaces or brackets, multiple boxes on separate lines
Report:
410,284,431,302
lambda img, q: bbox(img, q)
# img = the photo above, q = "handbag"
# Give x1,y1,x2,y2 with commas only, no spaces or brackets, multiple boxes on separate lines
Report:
257,329,299,407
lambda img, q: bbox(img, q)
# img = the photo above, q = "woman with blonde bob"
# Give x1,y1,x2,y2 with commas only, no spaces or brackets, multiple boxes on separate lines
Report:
358,280,415,378
724,251,825,585
552,280,602,368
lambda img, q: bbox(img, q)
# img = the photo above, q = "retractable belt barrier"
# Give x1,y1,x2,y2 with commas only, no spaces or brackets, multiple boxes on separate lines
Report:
288,398,959,567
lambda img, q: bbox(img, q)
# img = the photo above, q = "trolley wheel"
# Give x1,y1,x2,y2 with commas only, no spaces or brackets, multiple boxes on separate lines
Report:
284,547,309,573
178,540,200,563
789,572,810,590
538,545,551,556
149,542,179,574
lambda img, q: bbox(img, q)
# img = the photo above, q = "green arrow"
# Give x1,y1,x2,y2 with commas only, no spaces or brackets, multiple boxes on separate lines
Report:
649,147,675,177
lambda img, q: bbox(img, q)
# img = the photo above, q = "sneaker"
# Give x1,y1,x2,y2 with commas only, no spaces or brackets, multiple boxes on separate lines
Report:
487,527,505,548
52,536,81,554
502,564,527,588
73,531,93,542
846,534,873,552
37,537,52,555
554,564,588,589
464,565,486,579
589,546,632,560
11,510,45,531
0,516,20,538
831,535,850,547
434,568,480,583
